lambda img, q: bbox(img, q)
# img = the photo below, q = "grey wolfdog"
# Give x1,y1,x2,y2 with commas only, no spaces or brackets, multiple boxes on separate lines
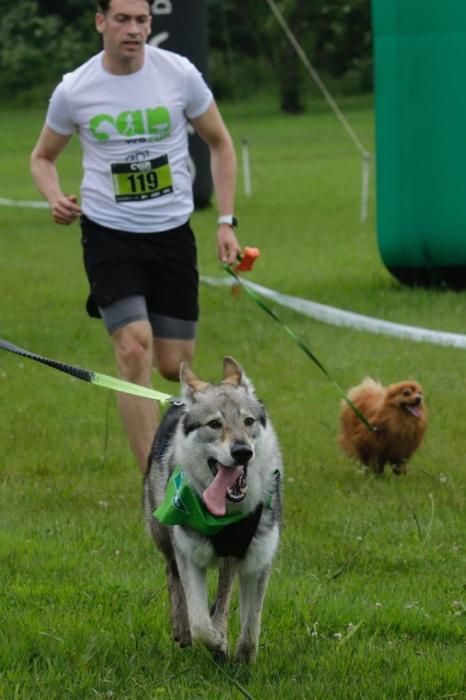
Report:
143,357,283,663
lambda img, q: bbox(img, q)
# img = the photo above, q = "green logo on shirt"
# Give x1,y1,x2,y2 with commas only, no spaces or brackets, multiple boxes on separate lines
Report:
89,107,171,141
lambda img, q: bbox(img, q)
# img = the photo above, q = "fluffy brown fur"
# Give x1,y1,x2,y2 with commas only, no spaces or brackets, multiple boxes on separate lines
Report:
338,378,427,475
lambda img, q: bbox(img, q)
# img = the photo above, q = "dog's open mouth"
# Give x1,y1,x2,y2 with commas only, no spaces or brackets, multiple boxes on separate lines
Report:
404,403,422,418
203,459,248,516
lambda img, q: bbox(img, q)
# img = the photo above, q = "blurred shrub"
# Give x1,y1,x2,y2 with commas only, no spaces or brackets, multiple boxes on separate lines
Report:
0,1,96,103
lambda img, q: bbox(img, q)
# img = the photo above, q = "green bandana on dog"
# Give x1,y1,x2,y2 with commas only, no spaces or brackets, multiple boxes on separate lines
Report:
154,469,249,536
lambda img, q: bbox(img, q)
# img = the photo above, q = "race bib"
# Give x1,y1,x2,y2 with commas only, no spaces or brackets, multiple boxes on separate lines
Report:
111,155,173,202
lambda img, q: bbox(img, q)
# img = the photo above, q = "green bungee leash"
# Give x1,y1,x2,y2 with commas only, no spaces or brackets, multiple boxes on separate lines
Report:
0,338,173,404
225,258,375,432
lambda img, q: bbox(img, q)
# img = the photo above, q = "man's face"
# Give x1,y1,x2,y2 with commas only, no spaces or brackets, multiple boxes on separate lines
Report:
96,0,152,65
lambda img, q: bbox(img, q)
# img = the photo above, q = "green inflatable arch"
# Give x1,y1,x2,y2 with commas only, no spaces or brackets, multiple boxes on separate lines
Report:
372,1,466,289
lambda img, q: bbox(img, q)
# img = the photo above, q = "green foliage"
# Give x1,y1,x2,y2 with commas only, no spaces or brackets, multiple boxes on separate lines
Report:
207,0,372,110
0,1,372,107
315,0,372,83
0,0,96,103
0,97,465,698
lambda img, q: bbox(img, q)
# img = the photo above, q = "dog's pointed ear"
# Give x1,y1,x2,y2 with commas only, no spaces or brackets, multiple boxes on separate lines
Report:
223,356,242,385
223,356,255,394
180,363,209,403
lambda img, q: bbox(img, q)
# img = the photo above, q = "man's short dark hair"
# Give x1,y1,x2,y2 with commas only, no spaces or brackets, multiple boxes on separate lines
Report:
97,0,151,12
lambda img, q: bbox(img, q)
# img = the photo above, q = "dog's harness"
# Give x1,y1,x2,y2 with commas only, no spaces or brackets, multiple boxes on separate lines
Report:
210,503,264,558
154,468,280,559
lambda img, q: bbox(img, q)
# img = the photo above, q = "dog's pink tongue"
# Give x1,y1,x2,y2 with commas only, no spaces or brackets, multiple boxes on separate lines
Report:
203,465,243,516
408,405,422,418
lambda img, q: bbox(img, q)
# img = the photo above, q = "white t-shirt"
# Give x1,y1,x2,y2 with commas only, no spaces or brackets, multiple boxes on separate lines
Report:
46,45,213,232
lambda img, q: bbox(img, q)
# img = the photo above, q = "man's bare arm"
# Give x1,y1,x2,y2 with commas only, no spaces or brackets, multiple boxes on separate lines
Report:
30,126,82,225
191,102,241,265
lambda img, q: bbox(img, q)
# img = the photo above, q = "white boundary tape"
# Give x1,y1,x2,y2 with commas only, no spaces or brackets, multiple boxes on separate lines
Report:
0,197,49,209
3,193,465,350
201,276,466,350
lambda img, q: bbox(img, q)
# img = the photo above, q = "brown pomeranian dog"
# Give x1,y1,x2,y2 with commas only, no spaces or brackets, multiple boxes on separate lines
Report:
338,378,427,475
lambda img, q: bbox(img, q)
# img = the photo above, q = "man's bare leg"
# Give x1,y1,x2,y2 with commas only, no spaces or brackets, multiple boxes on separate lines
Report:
153,337,196,382
111,320,158,474
111,322,195,474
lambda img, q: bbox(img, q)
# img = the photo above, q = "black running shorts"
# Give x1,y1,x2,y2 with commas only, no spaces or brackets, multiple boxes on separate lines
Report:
80,214,199,329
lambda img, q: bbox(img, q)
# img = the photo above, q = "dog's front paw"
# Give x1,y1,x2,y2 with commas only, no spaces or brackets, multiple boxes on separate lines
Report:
192,623,227,656
235,640,258,664
173,627,192,648
392,462,407,475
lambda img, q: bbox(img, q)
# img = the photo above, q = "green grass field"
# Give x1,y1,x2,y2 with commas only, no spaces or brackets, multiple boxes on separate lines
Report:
0,95,465,699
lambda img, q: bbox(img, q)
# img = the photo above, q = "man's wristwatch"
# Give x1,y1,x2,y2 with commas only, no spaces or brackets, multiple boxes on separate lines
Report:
218,215,238,228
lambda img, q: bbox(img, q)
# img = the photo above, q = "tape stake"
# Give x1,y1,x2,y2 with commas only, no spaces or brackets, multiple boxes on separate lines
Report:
0,338,172,404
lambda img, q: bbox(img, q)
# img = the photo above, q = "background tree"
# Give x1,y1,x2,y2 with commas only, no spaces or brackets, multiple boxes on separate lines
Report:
207,0,372,112
0,0,95,103
0,0,372,108
312,0,372,92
